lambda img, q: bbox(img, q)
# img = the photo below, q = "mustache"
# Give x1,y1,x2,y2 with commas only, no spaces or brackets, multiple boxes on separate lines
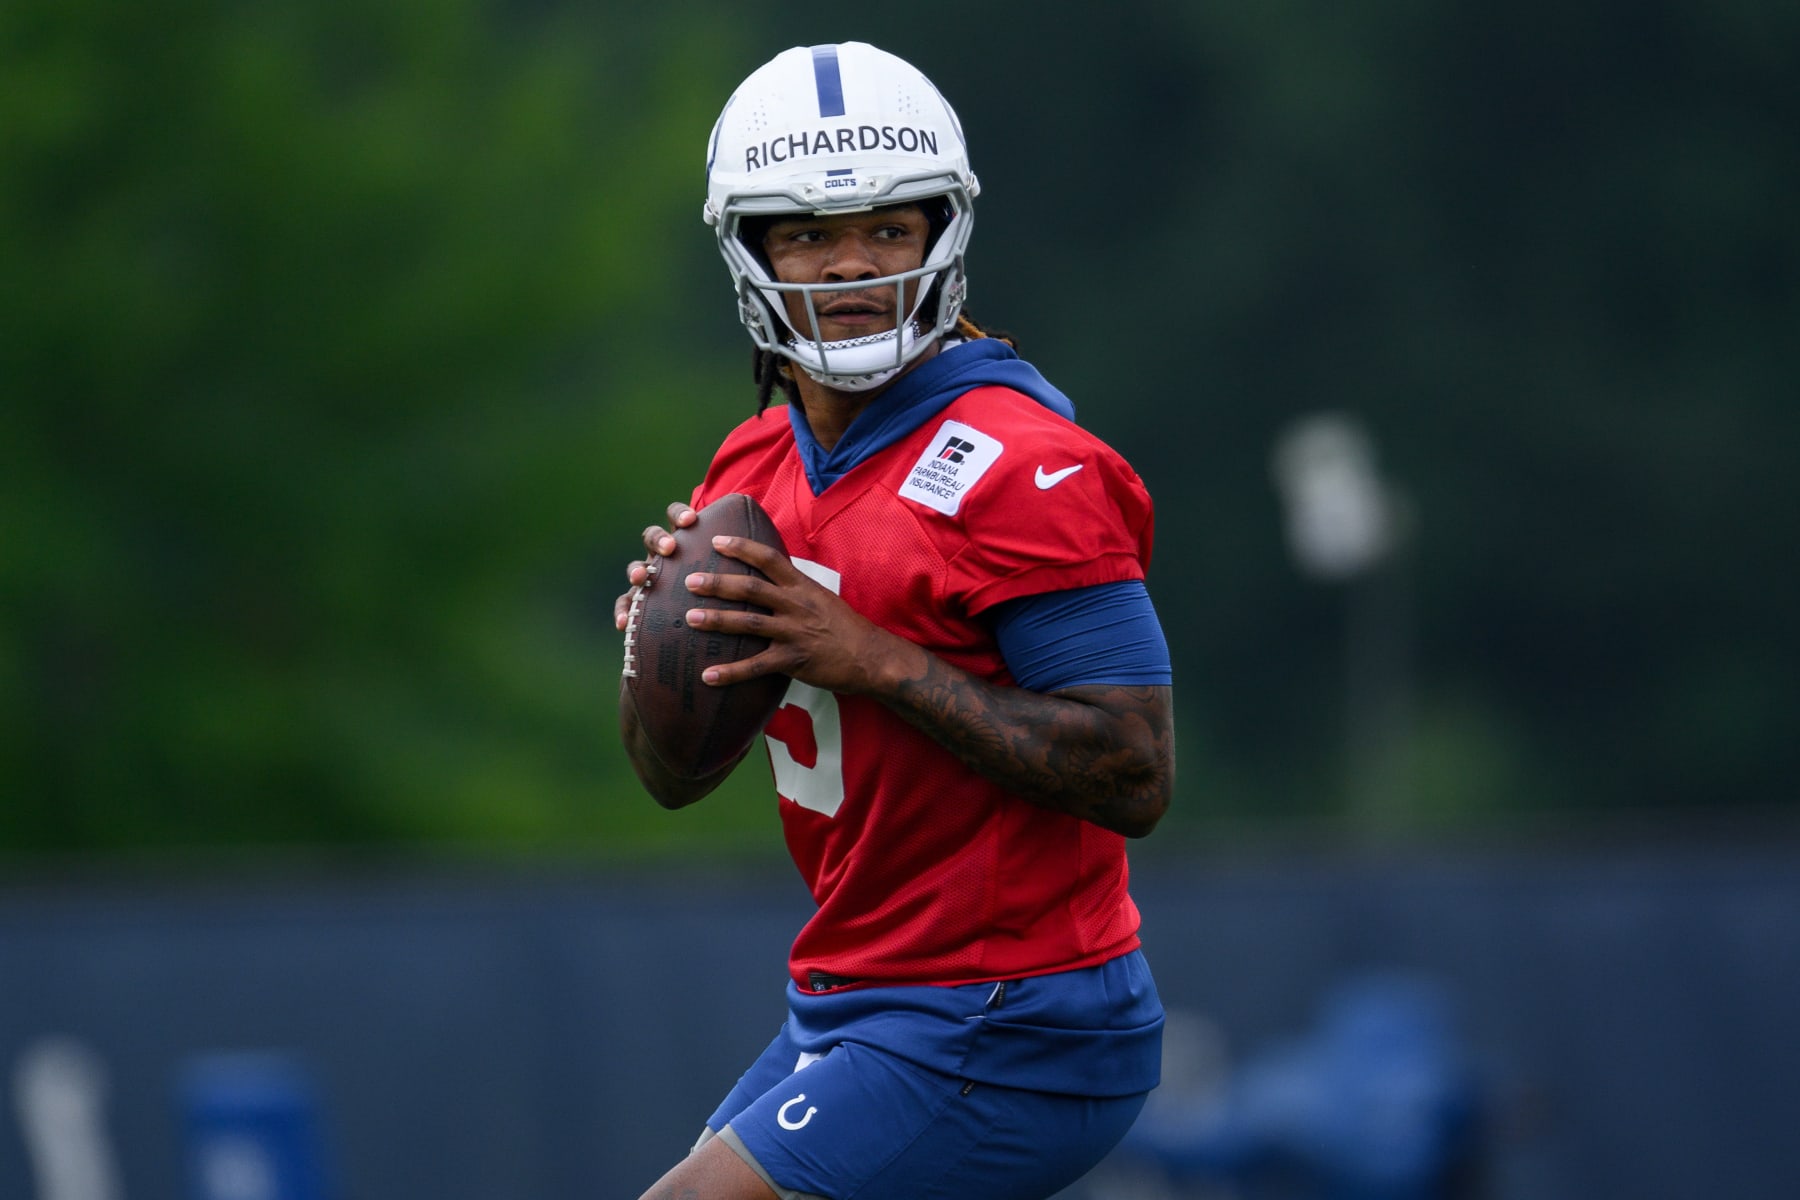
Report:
815,288,897,313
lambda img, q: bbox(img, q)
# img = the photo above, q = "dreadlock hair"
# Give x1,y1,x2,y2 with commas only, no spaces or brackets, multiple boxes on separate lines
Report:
752,312,1017,414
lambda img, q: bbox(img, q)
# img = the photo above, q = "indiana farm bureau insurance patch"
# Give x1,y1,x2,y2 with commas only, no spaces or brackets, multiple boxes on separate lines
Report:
900,420,1003,516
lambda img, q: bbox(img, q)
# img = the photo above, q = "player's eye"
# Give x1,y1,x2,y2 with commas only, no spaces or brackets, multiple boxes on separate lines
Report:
767,224,823,245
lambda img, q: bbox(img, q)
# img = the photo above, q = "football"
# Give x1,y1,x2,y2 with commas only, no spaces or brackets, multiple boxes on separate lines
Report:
620,492,791,780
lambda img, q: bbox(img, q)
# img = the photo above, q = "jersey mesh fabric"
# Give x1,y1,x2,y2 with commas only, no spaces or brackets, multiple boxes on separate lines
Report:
695,385,1156,988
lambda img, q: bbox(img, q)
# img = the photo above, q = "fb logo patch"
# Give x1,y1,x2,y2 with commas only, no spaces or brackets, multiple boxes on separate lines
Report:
901,420,1003,516
937,436,976,463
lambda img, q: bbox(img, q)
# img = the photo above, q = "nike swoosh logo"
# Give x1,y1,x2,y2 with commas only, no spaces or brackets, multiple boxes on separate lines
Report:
1034,464,1084,489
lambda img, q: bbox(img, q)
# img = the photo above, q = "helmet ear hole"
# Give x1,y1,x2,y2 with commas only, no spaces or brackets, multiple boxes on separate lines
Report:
736,215,777,275
921,196,953,255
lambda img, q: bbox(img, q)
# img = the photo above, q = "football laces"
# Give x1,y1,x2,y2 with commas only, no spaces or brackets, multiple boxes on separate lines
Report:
620,561,659,679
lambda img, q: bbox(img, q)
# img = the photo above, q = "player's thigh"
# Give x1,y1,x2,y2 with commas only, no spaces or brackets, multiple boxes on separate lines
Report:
639,1132,777,1200
723,1040,1149,1200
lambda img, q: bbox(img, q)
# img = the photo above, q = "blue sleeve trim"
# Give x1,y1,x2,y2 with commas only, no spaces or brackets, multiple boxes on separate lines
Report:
990,581,1173,692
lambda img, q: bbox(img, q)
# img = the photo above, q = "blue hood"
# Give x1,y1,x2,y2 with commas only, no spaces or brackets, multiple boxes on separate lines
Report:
789,339,1076,495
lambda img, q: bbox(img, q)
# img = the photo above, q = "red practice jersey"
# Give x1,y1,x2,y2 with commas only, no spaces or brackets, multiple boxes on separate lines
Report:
694,385,1157,989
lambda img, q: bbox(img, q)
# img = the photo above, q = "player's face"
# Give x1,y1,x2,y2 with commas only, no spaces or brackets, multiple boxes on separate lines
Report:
761,204,932,343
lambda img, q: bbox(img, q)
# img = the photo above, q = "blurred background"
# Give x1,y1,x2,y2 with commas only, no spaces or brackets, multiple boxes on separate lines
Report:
3,2,1797,1198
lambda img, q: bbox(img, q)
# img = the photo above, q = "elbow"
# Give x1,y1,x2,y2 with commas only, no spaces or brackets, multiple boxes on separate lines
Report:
1117,750,1174,839
1077,761,1170,838
1117,784,1171,839
1061,682,1173,839
1061,740,1172,839
1120,814,1165,840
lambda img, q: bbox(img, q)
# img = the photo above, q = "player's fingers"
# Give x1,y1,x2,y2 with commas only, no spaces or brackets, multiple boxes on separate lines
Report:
698,646,788,687
641,524,678,557
666,501,698,529
616,568,659,628
684,598,776,636
708,535,791,577
683,570,780,610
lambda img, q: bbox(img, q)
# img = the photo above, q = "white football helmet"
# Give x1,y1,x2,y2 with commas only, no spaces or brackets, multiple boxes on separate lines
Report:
704,43,979,391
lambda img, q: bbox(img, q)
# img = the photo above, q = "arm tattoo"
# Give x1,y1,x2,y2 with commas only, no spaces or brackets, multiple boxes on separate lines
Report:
884,658,1174,837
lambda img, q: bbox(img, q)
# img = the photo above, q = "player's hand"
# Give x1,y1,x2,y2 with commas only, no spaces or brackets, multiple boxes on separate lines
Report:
613,501,699,632
680,535,926,696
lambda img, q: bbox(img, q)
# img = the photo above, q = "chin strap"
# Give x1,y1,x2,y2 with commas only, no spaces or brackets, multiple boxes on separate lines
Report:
787,323,925,392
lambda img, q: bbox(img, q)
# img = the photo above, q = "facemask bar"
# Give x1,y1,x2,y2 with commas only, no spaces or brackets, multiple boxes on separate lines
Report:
732,255,967,384
716,195,972,385
715,172,974,387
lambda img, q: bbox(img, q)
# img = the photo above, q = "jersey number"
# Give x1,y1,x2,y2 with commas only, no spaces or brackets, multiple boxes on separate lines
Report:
764,559,846,818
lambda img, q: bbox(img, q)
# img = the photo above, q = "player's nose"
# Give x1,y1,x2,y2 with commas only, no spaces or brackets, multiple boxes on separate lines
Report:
821,231,881,281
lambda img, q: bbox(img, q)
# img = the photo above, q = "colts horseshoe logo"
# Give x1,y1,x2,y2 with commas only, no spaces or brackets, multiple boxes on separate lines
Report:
777,1093,817,1131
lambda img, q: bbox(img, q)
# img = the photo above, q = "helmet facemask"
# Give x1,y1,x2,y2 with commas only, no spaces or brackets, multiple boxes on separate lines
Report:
723,192,973,392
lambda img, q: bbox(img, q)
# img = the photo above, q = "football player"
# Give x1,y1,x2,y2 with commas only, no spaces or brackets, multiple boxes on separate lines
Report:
618,42,1176,1200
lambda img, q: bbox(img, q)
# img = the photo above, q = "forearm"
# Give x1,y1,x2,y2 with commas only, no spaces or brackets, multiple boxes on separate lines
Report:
665,535,1174,833
869,639,1174,837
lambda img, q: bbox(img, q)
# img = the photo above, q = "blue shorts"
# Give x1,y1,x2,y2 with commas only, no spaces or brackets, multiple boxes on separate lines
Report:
707,1032,1150,1200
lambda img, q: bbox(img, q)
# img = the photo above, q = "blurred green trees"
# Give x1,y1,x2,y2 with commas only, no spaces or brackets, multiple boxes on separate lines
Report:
1,1,773,854
3,2,1795,860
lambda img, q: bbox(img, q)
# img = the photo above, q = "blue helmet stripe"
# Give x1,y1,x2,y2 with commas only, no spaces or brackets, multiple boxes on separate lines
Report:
811,45,845,118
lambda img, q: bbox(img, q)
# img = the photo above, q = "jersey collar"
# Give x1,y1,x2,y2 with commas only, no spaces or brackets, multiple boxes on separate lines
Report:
787,339,1075,494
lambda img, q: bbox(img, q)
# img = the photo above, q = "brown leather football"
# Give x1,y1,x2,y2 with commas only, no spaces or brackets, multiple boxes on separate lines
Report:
620,493,791,780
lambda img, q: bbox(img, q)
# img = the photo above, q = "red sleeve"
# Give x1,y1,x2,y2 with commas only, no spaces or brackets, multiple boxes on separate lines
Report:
941,391,1156,615
691,407,794,510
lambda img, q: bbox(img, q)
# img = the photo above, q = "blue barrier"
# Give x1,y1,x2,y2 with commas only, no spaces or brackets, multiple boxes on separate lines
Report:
1115,972,1483,1199
179,1053,336,1200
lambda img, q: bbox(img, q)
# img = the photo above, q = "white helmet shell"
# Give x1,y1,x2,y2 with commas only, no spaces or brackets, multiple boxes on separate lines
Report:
704,43,979,391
